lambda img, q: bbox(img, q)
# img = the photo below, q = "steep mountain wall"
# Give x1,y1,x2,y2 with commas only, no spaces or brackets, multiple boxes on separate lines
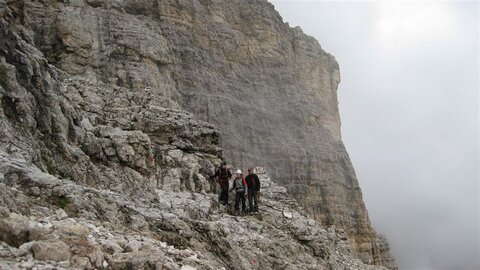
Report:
0,0,395,268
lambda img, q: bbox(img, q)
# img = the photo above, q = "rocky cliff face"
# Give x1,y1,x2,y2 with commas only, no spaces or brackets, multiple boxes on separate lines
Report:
0,0,395,269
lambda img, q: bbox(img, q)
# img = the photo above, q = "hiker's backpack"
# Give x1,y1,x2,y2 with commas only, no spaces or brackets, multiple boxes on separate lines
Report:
234,177,246,192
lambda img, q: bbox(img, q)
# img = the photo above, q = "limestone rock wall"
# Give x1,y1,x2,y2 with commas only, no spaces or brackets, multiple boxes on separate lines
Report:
0,0,222,211
1,0,395,268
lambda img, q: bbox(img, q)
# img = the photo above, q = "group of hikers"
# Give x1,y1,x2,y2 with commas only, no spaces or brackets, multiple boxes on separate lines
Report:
210,161,261,215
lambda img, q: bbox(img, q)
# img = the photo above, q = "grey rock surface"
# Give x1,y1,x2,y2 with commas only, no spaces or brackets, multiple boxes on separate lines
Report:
0,0,396,269
0,160,387,270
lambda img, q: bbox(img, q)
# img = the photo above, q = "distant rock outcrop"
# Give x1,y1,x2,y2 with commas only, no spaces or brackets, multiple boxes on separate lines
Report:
0,0,396,269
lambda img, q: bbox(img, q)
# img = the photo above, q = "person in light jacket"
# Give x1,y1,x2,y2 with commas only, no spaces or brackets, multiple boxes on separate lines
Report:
230,169,248,215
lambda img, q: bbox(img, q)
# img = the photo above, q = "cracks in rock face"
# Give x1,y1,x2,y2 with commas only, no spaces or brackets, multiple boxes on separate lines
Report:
1,95,18,119
0,1,397,268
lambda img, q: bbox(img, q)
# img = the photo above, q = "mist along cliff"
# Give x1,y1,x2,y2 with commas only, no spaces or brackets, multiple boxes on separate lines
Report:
0,0,396,269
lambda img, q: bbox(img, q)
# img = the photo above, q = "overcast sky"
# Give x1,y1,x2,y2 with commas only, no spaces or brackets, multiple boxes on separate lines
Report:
269,1,479,269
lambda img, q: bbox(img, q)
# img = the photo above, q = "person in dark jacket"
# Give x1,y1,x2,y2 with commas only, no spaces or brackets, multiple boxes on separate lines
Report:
230,169,248,215
245,167,261,212
211,161,232,205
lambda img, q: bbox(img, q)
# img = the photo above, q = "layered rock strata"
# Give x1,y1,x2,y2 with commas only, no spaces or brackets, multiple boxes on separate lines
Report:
0,0,395,268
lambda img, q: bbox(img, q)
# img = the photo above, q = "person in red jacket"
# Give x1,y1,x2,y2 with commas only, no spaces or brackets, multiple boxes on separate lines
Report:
230,169,248,215
211,161,232,205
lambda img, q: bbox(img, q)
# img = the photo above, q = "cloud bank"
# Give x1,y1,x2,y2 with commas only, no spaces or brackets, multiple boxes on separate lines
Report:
270,1,480,269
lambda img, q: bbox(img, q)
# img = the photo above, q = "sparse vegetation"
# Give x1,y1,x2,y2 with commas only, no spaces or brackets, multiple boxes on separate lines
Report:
46,163,57,175
57,196,70,209
0,65,7,89
252,213,264,221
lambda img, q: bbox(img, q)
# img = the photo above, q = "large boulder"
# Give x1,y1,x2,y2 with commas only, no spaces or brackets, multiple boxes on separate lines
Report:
0,213,31,247
108,251,165,270
32,240,71,262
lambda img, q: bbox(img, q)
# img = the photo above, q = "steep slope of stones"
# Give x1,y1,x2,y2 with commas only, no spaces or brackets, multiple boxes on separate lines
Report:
0,7,389,266
0,0,396,269
0,159,386,270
